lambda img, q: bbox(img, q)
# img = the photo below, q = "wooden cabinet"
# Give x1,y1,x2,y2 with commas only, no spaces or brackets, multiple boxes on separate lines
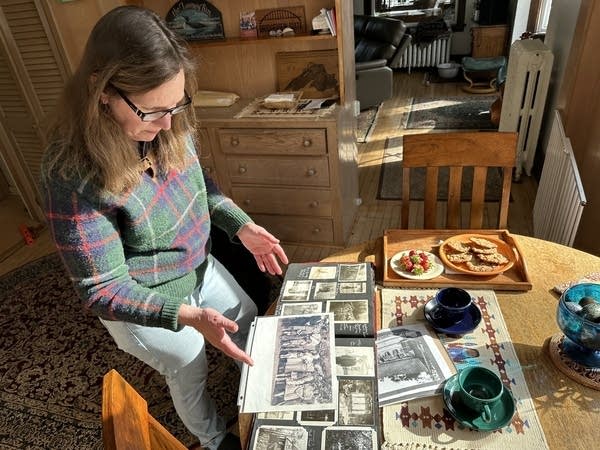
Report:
471,25,508,57
195,100,358,246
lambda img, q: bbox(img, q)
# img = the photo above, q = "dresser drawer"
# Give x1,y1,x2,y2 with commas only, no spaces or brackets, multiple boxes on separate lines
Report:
218,129,327,155
252,215,334,244
226,156,330,187
231,186,333,216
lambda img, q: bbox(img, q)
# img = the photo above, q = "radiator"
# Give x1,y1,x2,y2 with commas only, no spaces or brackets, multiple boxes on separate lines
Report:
499,39,553,180
392,36,451,72
533,110,586,247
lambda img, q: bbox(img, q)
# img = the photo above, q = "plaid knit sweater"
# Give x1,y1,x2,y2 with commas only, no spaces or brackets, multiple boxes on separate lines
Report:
41,142,252,331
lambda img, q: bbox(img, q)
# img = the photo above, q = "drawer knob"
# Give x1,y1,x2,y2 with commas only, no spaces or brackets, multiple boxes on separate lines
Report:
243,199,251,205
306,168,317,177
205,167,212,173
303,138,312,147
238,165,247,174
309,201,319,208
312,227,321,234
230,137,240,146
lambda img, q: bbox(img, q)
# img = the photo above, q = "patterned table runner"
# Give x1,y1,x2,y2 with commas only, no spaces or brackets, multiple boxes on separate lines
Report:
380,288,549,450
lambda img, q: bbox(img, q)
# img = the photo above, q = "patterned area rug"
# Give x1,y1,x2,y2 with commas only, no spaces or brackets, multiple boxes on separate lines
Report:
0,253,241,449
405,96,498,130
379,288,549,450
377,136,504,201
356,105,380,143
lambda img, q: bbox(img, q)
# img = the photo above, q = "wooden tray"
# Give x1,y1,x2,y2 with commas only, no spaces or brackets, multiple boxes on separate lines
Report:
382,229,532,291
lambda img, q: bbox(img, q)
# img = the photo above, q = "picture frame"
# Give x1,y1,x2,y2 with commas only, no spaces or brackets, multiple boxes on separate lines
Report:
255,6,306,37
276,49,339,99
166,0,225,41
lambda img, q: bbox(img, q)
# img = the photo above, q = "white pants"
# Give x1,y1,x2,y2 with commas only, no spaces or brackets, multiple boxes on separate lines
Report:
101,255,257,449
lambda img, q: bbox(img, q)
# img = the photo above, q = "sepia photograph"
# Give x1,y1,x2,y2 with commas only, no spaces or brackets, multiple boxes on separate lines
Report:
376,324,455,405
335,345,375,377
337,379,376,426
280,280,313,301
339,282,366,294
280,302,322,316
314,282,337,299
339,263,368,282
327,299,369,323
239,313,337,413
256,411,295,420
322,426,377,450
309,265,337,279
253,425,308,450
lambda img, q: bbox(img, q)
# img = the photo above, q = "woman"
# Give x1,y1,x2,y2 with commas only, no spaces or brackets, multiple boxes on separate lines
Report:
41,6,288,450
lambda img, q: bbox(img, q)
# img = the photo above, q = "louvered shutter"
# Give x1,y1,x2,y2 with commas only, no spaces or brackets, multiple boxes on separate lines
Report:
0,0,69,219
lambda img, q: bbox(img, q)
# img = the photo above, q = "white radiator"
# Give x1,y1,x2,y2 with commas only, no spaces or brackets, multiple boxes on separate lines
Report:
499,39,553,180
392,36,451,72
533,110,586,247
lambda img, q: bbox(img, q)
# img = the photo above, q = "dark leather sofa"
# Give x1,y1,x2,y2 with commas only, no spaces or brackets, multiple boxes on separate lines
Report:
354,14,411,110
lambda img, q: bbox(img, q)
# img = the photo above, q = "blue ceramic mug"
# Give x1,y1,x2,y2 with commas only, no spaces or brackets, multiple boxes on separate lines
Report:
432,287,472,326
457,366,504,423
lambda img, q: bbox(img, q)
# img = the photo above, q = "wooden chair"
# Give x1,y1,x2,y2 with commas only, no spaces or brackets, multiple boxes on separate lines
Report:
401,131,517,229
102,369,190,450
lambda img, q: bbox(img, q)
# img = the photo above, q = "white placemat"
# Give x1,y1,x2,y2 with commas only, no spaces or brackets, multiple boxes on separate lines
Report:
380,288,549,450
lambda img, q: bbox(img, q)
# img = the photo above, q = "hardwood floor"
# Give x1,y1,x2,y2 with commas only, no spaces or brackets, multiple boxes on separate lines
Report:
0,70,537,277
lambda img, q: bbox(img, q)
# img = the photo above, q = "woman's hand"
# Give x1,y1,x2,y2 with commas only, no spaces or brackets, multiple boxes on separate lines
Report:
236,223,289,275
178,304,253,365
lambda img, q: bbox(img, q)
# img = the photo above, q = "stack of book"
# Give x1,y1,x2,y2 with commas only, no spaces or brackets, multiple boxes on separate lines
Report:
320,8,337,36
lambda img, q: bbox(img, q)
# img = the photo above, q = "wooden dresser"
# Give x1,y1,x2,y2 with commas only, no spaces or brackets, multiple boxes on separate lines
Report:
195,100,359,247
471,24,509,57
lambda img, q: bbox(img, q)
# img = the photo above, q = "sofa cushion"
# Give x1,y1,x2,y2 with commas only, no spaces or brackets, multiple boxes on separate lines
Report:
354,15,407,63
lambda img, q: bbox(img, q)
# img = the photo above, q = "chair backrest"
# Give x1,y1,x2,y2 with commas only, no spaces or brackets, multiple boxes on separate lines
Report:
401,132,517,229
102,369,189,450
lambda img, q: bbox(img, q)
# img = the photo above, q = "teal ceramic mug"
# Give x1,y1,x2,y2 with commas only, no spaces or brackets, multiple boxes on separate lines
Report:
457,366,503,423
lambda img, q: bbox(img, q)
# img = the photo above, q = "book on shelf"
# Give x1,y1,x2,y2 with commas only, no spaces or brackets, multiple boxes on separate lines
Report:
376,323,456,405
275,262,376,338
238,313,338,414
320,7,337,36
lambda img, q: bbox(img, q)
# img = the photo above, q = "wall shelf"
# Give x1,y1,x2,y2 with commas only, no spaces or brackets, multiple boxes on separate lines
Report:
187,33,335,49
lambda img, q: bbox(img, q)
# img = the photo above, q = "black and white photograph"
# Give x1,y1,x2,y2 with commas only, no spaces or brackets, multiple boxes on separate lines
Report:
239,313,337,413
339,282,366,294
252,425,308,450
376,324,455,405
327,299,369,323
281,280,313,301
280,302,323,316
296,409,337,426
339,263,368,282
322,426,377,450
314,282,337,299
335,345,375,377
309,265,337,279
337,378,376,426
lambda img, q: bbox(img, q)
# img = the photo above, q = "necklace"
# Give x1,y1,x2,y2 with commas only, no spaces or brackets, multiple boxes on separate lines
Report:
138,141,155,178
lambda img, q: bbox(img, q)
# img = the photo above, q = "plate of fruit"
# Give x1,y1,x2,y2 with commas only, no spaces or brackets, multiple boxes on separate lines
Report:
390,250,444,280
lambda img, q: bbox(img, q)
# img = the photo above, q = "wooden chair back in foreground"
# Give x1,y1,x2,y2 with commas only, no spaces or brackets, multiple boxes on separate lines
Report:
401,132,517,229
102,369,189,450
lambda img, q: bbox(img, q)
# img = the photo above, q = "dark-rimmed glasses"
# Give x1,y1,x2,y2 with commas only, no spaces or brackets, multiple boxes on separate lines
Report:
113,86,191,122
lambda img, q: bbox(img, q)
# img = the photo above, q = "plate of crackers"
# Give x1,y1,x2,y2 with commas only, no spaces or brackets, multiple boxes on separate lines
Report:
439,234,516,276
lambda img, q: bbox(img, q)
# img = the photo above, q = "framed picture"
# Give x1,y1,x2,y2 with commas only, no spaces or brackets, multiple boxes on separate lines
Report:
276,49,339,99
166,0,225,41
255,6,306,37
240,10,257,39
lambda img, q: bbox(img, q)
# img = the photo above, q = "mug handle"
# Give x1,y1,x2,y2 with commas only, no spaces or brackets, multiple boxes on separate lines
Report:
481,404,492,423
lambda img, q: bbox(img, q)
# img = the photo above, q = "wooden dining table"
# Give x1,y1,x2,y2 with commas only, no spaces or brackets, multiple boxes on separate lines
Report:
239,233,600,449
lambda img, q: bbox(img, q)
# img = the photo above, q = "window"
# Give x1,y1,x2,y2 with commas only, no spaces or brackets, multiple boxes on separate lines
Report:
536,0,553,33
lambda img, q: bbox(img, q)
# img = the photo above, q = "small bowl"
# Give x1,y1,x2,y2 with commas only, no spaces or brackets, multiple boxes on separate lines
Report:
556,283,600,367
437,62,460,79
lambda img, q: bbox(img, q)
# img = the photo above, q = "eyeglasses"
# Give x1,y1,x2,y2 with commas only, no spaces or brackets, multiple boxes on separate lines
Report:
113,86,191,122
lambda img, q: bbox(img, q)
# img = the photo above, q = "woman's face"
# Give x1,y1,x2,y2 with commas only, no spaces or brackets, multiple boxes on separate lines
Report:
103,69,186,142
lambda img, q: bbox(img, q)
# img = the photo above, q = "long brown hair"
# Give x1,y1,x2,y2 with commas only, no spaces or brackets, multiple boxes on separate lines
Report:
43,6,198,193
